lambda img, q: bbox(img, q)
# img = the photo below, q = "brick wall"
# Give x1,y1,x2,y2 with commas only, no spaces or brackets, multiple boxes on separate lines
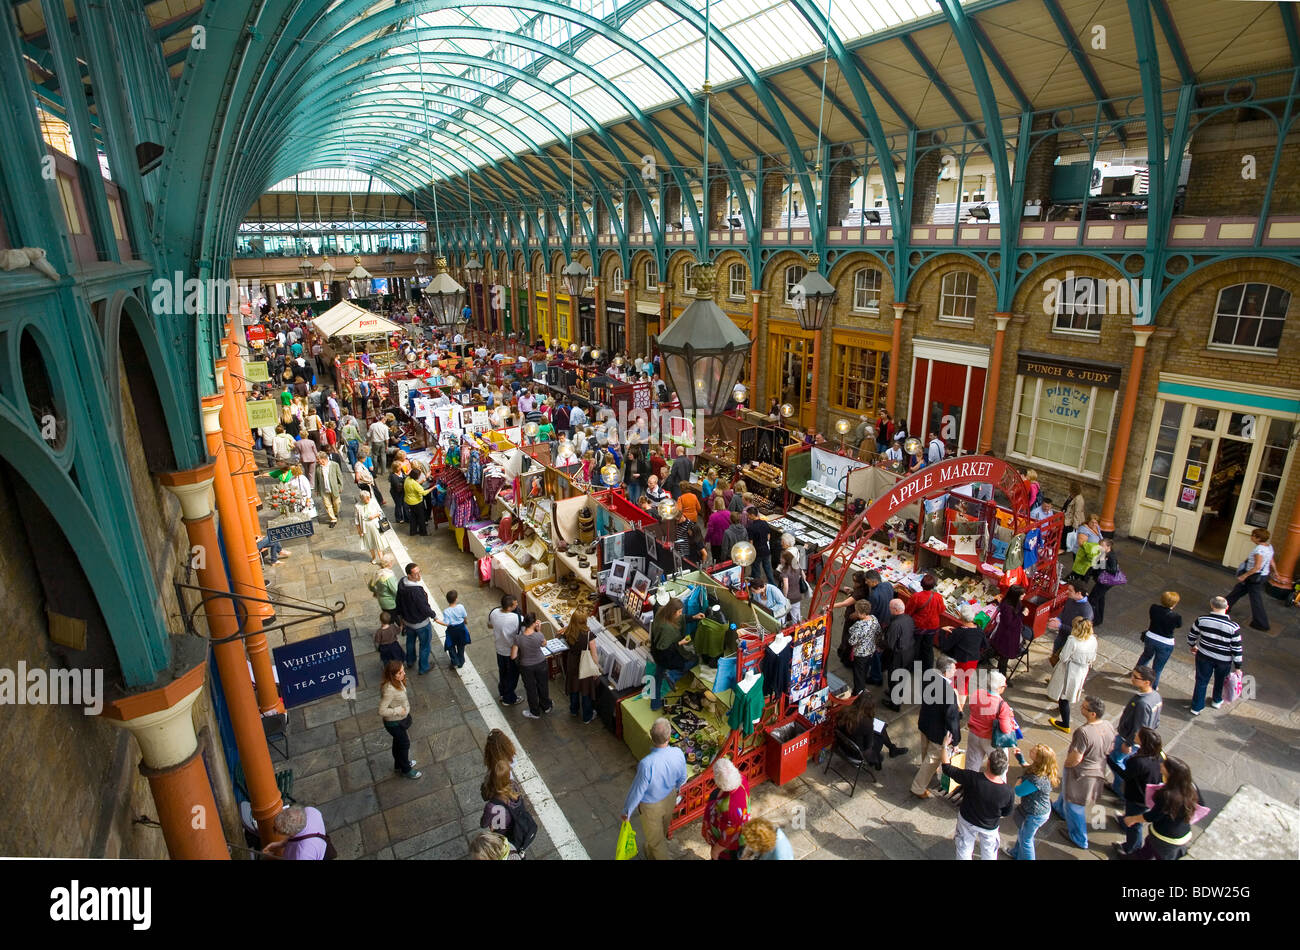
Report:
1184,111,1300,217
910,150,941,225
761,172,786,228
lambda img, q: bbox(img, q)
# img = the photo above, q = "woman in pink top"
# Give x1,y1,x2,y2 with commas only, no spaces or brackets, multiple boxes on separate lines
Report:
965,671,1018,774
705,495,732,563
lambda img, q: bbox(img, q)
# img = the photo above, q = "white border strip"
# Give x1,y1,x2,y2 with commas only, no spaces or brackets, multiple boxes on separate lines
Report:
384,531,589,860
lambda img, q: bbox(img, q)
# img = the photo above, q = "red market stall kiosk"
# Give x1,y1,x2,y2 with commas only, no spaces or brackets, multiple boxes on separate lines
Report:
666,456,1061,835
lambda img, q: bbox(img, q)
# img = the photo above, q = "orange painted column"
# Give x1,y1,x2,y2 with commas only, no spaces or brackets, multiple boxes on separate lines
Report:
101,662,228,859
749,290,762,395
222,332,267,538
886,302,906,418
158,463,283,846
808,331,823,437
1270,495,1300,589
1101,325,1155,533
978,313,1012,454
593,279,603,349
215,358,285,715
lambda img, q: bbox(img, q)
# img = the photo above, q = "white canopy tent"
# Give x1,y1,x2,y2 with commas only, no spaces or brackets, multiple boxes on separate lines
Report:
312,300,401,339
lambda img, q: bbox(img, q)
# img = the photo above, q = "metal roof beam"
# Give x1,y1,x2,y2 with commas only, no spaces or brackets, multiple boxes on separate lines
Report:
899,34,981,133
1150,0,1194,86
1042,0,1126,143
852,53,916,131
799,64,871,141
968,14,1031,111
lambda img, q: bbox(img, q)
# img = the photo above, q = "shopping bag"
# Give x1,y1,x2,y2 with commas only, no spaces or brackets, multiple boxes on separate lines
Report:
615,820,638,860
938,747,965,794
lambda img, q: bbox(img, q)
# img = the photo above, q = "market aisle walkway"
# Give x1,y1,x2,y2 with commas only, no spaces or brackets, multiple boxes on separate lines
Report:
258,464,1300,859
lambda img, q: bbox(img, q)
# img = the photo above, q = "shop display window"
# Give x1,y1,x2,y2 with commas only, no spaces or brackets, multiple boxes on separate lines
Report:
830,337,888,414
1009,375,1116,477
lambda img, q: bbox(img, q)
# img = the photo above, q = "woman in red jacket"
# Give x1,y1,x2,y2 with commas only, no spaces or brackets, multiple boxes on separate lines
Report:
906,573,945,673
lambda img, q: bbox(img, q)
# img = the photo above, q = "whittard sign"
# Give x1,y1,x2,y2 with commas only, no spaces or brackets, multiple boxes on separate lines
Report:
272,628,357,708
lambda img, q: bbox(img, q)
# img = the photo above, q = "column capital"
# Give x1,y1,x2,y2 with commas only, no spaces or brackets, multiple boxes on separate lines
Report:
159,464,217,519
891,302,907,320
201,396,224,436
102,668,206,768
994,312,1012,332
1130,323,1157,346
622,280,634,294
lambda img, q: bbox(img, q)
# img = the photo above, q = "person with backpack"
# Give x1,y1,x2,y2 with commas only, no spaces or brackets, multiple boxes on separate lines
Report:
480,759,537,857
964,671,1018,775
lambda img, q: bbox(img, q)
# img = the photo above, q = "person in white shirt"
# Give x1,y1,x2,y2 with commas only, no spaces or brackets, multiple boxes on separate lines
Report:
1031,497,1056,522
366,417,390,474
1225,527,1275,631
883,437,904,466
489,595,524,706
568,404,587,430
926,432,946,465
452,332,465,344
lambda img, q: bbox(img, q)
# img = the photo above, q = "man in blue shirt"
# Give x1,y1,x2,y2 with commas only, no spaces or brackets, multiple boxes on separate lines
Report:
621,718,687,860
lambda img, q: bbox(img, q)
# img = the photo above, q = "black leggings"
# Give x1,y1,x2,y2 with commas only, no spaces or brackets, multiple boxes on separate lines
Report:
384,717,413,772
1058,698,1071,728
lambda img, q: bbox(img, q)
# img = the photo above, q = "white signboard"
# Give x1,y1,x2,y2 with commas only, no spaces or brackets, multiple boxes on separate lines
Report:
809,447,868,494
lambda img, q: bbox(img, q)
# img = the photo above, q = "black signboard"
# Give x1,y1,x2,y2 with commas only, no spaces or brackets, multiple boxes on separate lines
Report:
1016,352,1122,390
267,518,316,543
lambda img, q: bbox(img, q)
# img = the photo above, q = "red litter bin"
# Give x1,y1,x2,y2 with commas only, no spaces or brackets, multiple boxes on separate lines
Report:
765,716,814,785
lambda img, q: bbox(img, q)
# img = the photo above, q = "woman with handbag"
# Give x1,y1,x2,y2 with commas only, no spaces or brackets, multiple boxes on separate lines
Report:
562,609,601,724
355,489,391,565
353,445,384,505
1087,539,1124,626
1047,618,1098,733
378,661,422,780
988,584,1027,677
702,756,751,860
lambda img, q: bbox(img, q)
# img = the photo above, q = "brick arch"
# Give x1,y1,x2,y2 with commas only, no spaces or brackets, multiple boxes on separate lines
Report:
1010,253,1129,317
549,250,567,278
1156,257,1300,327
629,250,658,294
826,250,896,310
599,250,624,290
759,250,815,297
710,249,750,290
907,251,997,302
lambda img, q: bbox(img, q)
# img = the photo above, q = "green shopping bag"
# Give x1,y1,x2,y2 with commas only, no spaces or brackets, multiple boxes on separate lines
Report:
615,820,638,860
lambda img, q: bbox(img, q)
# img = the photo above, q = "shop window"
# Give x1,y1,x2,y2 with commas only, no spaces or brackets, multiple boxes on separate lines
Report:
1209,283,1289,353
606,317,626,354
939,271,978,324
1051,276,1105,335
784,265,807,305
644,260,658,290
609,265,622,290
681,262,694,294
1009,376,1116,478
56,175,83,235
729,263,747,300
853,268,882,313
1246,417,1292,528
1144,401,1185,501
830,340,888,414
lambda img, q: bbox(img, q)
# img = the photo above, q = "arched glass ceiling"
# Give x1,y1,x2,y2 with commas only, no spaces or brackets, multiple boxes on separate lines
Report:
374,0,951,180
267,169,397,192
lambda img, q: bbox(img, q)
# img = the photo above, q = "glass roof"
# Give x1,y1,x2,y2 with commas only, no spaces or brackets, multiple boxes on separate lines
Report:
268,169,397,192
367,0,961,182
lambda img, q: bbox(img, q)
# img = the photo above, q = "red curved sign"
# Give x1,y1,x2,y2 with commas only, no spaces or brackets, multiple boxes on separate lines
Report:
809,455,1048,619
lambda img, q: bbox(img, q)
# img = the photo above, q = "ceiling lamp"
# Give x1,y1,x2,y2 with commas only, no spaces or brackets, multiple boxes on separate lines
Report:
790,253,837,331
347,256,373,297
561,260,589,297
382,254,396,275
465,256,484,284
425,257,467,327
413,256,428,279
298,257,314,281
654,261,751,417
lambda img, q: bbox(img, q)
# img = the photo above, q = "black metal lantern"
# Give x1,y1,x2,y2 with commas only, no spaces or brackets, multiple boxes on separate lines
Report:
791,253,837,331
464,256,484,284
298,256,314,281
412,255,428,279
654,261,751,416
382,254,396,275
561,259,589,297
425,257,467,327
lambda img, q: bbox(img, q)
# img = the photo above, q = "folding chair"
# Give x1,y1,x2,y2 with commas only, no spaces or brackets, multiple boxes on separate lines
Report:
822,727,880,798
262,711,290,760
1003,638,1034,687
1140,513,1175,563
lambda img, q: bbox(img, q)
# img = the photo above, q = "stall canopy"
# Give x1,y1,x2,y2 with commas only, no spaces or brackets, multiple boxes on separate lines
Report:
312,300,401,338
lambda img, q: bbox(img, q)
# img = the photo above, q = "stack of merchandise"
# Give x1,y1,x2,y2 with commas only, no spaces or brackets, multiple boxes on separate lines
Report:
592,627,647,691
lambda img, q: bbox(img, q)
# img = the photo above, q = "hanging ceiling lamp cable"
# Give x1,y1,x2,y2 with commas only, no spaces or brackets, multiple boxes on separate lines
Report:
414,22,443,260
812,0,833,220
699,0,712,258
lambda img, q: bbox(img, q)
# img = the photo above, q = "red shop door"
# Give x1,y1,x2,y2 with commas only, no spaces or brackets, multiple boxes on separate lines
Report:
910,358,986,455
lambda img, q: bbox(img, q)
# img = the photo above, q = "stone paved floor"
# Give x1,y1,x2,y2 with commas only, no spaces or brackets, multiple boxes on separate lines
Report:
255,467,1300,859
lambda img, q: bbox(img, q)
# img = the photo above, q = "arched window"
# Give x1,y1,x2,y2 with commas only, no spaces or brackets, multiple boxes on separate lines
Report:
939,271,978,324
728,263,747,300
681,262,695,294
853,268,883,313
1210,283,1290,352
784,265,807,305
644,259,659,290
609,265,623,290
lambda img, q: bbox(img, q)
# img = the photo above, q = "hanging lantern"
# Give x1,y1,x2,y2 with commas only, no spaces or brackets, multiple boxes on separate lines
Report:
413,256,428,278
730,540,756,566
790,253,837,332
465,256,484,284
600,463,620,486
654,261,751,417
732,382,747,404
425,257,467,327
347,256,373,298
657,497,680,520
382,254,396,275
318,255,337,287
561,260,589,296
298,257,315,281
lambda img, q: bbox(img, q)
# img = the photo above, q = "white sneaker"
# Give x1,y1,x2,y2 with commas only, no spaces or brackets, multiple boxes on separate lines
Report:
1209,700,1223,709
522,710,540,719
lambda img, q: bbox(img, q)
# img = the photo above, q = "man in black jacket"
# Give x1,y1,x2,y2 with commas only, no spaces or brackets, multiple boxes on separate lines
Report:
395,563,439,675
910,655,963,799
940,746,1015,860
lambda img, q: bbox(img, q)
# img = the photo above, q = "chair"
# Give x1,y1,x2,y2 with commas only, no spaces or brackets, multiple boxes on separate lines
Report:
1140,513,1175,563
822,727,880,798
262,711,290,760
1003,638,1034,687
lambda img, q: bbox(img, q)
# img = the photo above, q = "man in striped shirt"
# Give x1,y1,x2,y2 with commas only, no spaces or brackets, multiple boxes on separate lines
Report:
1187,596,1244,716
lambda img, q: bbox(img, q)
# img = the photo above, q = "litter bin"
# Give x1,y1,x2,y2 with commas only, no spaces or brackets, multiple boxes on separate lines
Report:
765,716,814,785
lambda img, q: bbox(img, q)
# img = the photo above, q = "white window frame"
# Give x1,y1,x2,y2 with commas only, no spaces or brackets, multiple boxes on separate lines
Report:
1052,276,1105,337
784,265,807,306
1208,282,1290,354
728,263,747,300
644,260,658,290
681,262,695,294
939,271,978,325
1006,374,1117,479
853,268,882,314
609,265,623,290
